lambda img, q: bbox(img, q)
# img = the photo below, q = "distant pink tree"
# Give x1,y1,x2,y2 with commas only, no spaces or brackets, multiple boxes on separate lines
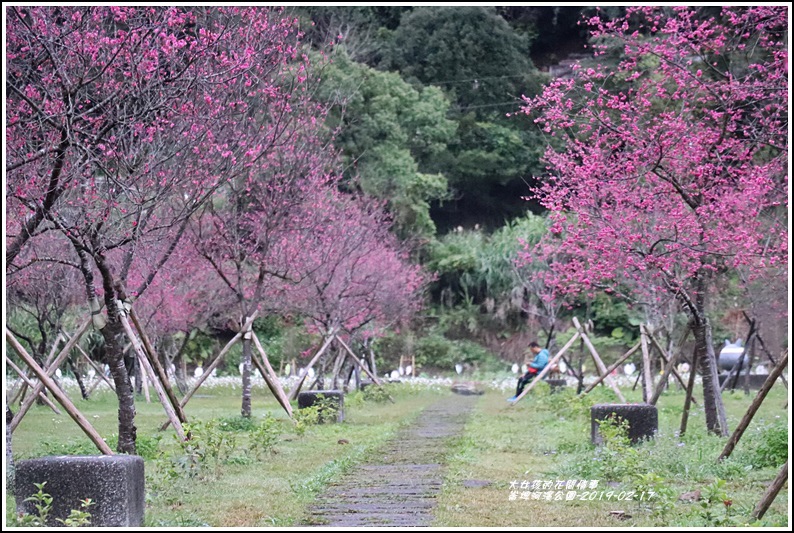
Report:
6,234,84,367
519,6,787,435
7,6,320,452
283,192,427,341
191,123,340,417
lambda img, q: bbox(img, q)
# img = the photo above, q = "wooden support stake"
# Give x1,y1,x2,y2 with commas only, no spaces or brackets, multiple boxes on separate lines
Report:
119,312,186,441
336,335,389,392
640,324,654,403
10,318,91,432
582,341,640,395
287,334,336,402
183,313,257,407
752,460,788,519
250,352,290,417
573,317,626,403
679,348,700,437
753,461,788,520
718,351,788,462
251,332,293,417
720,359,744,393
336,335,395,402
647,327,694,402
330,349,347,389
159,313,258,431
511,332,580,405
42,333,65,370
744,311,788,389
70,338,115,392
5,356,62,414
6,329,113,455
129,308,188,424
10,333,66,403
739,337,754,394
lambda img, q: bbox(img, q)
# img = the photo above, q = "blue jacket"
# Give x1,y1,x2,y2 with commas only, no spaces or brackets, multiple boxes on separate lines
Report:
528,348,550,371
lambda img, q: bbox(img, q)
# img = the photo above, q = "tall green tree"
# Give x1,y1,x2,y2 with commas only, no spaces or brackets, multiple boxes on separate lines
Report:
318,52,456,240
386,6,540,115
385,7,549,231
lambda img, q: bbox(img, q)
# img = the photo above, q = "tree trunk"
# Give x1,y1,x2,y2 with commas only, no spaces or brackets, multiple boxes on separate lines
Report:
693,316,728,436
101,318,138,454
68,358,89,400
6,405,14,485
576,336,586,394
742,336,756,395
174,351,188,395
241,337,253,418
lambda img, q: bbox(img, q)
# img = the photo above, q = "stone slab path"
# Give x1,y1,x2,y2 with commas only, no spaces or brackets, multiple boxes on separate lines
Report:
305,395,477,527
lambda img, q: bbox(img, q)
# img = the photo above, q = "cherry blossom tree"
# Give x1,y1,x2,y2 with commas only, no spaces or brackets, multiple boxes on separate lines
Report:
191,124,339,417
519,6,787,435
6,234,88,400
285,193,427,336
7,6,321,452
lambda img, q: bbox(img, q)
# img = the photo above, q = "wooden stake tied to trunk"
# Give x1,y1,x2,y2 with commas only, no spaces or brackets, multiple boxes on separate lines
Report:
251,331,293,418
336,335,395,403
159,312,259,431
10,318,92,432
573,317,626,403
718,351,788,462
6,329,113,455
649,325,693,405
118,311,186,442
5,356,62,414
640,324,654,403
129,307,188,424
66,334,116,392
581,341,640,395
287,333,336,402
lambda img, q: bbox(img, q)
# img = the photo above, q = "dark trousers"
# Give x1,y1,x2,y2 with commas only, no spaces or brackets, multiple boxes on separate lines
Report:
515,371,538,396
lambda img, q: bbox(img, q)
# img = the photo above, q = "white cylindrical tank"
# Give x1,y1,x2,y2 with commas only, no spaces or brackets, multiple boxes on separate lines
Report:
718,343,747,371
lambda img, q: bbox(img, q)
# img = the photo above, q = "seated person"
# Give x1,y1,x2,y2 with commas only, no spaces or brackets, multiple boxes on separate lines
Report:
508,341,549,401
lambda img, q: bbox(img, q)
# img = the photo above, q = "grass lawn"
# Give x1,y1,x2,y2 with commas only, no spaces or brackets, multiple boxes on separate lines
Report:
5,377,789,527
434,380,789,527
6,382,447,527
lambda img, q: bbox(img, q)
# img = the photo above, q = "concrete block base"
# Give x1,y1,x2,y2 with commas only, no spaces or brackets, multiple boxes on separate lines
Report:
591,404,658,445
15,455,144,527
298,390,345,423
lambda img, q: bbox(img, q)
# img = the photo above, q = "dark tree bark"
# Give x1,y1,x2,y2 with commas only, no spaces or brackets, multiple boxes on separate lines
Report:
6,405,14,485
92,254,137,455
689,276,728,436
241,337,253,418
68,358,89,400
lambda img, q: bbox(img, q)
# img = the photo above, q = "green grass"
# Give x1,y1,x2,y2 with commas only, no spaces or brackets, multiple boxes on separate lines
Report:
434,381,789,527
6,382,446,527
6,379,788,527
